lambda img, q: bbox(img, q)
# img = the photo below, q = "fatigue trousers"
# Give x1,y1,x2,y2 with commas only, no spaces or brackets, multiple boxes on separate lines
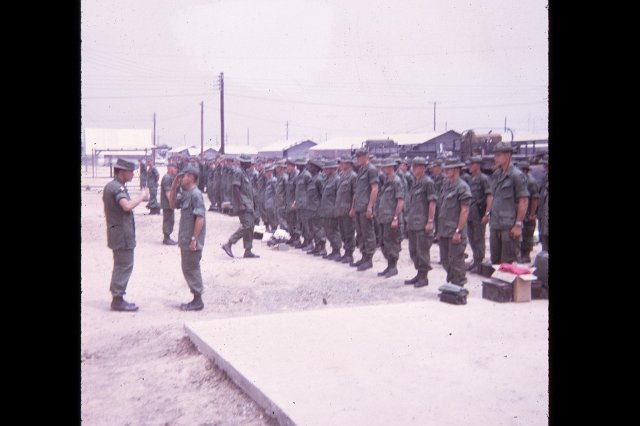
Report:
300,209,314,243
380,223,403,262
214,185,223,208
355,212,376,257
255,200,265,225
287,209,300,238
307,211,326,245
323,217,341,251
408,229,433,272
521,219,537,257
265,207,278,230
207,186,216,207
180,249,203,295
439,236,467,285
162,208,175,238
490,228,520,264
277,207,289,230
467,219,487,263
110,249,134,297
147,184,159,209
229,211,255,250
338,215,356,255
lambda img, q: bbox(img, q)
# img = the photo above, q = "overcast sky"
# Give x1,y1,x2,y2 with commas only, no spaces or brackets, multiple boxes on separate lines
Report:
81,0,548,150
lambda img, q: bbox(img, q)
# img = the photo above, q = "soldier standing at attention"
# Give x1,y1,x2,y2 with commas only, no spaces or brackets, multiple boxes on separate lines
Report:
274,159,289,231
489,142,529,264
139,159,147,190
305,159,327,256
169,165,206,311
431,160,444,243
404,157,437,288
376,158,405,278
285,158,301,245
253,160,267,227
466,156,493,272
103,159,149,311
438,158,472,286
293,159,313,251
146,158,161,215
350,148,379,272
206,160,216,211
517,161,540,263
221,154,260,259
263,164,278,233
318,159,341,260
537,155,549,252
160,163,179,245
335,156,357,264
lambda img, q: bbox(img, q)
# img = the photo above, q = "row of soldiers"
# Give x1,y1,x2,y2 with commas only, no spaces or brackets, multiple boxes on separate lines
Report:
210,143,548,288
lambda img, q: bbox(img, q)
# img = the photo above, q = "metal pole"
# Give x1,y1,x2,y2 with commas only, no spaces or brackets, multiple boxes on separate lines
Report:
219,72,225,154
201,101,204,158
433,102,437,131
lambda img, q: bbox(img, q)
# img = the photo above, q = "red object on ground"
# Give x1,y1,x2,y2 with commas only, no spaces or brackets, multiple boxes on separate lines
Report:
498,263,531,275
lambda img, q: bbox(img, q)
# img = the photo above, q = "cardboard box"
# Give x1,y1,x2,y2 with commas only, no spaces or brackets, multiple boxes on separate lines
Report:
491,265,537,303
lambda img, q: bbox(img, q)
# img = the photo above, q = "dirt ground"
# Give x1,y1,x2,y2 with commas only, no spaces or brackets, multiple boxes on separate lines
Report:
81,169,545,426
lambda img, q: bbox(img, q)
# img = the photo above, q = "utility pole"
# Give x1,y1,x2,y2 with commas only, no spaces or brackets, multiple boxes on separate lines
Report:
200,101,204,158
219,73,225,154
286,120,289,140
433,102,437,132
504,116,507,132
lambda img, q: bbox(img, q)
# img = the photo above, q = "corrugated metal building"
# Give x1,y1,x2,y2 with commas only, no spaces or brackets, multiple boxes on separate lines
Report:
308,136,367,160
258,139,317,159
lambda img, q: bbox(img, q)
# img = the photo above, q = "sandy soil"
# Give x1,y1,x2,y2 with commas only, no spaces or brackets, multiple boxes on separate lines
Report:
81,170,545,425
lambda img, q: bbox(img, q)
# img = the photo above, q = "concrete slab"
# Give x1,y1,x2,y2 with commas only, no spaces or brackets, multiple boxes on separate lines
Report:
185,301,548,426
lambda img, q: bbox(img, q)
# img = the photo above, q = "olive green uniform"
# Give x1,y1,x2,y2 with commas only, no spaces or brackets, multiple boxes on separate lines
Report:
467,172,492,264
146,165,160,209
264,175,278,231
306,171,326,245
437,177,472,285
228,168,256,250
254,170,267,226
103,178,136,297
319,173,341,253
275,171,289,230
376,174,405,264
286,169,300,239
335,169,357,257
354,163,379,258
160,172,176,239
295,169,313,244
432,172,445,237
489,165,529,264
537,172,549,251
177,187,206,295
521,173,540,260
139,162,147,188
406,174,437,273
206,165,216,209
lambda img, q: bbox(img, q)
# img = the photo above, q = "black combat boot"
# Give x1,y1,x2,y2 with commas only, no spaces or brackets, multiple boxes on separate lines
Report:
313,242,327,257
221,242,234,258
384,260,398,278
243,249,260,258
111,296,139,312
357,256,373,271
404,272,420,285
326,250,341,260
302,242,315,252
340,252,353,263
180,294,204,311
414,271,429,288
350,256,365,267
163,234,178,245
377,261,391,276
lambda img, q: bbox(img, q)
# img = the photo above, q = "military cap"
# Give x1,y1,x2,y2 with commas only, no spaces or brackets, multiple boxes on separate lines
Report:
431,160,443,167
309,158,324,169
294,158,308,166
177,164,200,177
275,159,287,167
518,161,531,170
493,141,514,152
380,158,398,168
411,156,427,166
354,147,368,157
442,158,465,169
264,164,275,172
338,155,354,164
113,158,136,171
400,158,409,165
469,155,483,164
322,159,339,168
238,154,253,164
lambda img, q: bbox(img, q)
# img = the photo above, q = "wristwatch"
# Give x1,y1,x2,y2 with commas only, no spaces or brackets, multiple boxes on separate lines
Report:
393,216,398,220
455,228,461,234
191,236,196,241
515,221,523,227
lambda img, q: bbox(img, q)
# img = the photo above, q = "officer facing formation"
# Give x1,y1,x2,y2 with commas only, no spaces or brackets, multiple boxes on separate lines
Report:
102,159,149,311
437,158,472,286
376,158,405,278
517,161,540,263
334,156,357,264
404,157,437,288
466,156,493,272
160,163,179,245
489,142,529,264
169,165,207,311
350,148,380,271
221,154,260,259
318,159,341,260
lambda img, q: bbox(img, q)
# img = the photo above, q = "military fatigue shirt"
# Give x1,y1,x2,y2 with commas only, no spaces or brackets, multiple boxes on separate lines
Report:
177,187,206,250
335,169,356,216
489,165,529,230
160,173,175,209
255,171,267,203
523,173,540,217
307,172,325,211
467,172,492,222
285,169,299,208
264,176,277,210
377,174,405,224
319,173,339,218
275,171,288,209
354,162,379,212
437,177,472,238
406,174,437,231
232,168,255,213
147,166,160,189
103,178,136,250
295,169,312,209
